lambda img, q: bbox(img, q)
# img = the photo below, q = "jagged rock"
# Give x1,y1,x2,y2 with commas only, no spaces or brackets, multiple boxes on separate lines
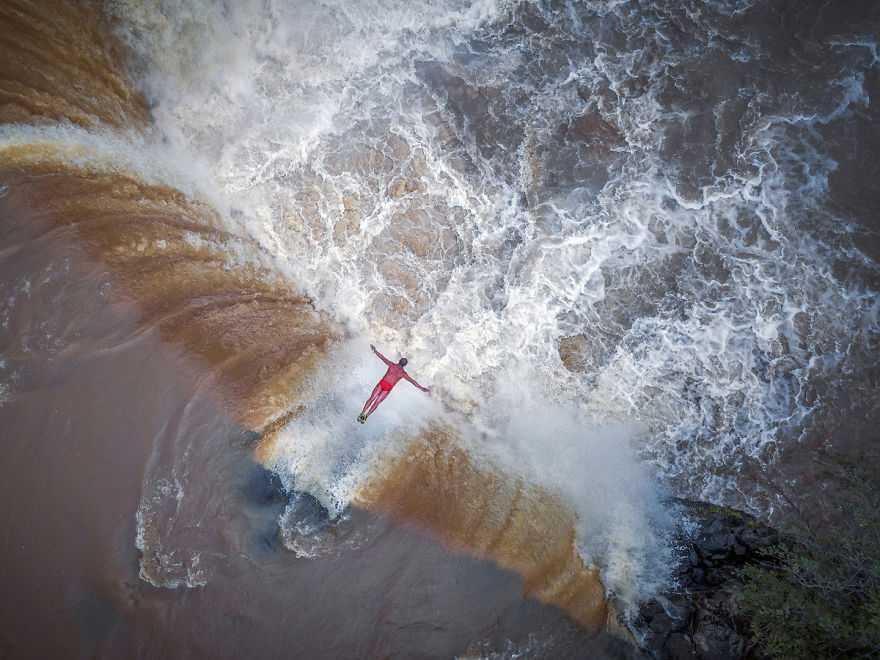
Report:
568,112,624,151
634,500,778,659
663,632,695,658
386,178,420,198
558,334,590,372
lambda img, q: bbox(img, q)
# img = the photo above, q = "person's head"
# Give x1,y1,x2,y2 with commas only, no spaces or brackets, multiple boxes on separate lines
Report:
398,358,408,367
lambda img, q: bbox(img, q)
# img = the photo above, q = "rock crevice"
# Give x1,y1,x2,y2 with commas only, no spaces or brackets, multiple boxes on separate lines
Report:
636,501,779,659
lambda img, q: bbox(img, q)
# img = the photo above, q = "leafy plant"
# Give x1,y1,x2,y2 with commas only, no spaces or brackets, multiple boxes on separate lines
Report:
739,451,880,659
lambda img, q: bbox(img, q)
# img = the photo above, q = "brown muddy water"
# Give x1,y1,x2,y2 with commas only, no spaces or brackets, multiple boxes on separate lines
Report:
2,0,879,657
0,0,618,656
0,175,617,656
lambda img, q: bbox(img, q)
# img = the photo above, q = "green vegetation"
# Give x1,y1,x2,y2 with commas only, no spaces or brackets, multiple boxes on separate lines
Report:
739,452,880,659
703,503,762,528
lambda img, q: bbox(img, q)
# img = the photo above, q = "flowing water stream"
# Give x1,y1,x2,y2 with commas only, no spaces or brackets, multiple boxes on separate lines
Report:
1,0,877,656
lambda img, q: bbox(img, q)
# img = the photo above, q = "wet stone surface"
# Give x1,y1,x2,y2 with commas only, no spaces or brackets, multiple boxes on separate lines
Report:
635,500,779,660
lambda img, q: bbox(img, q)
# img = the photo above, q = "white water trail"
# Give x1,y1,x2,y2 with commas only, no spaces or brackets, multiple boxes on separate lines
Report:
106,0,879,604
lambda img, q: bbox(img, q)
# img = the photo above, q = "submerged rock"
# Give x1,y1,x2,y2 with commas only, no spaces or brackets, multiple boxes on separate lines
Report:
567,111,625,152
558,334,591,372
635,501,779,659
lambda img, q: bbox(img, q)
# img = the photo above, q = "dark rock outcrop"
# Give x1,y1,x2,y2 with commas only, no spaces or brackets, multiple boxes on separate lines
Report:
636,501,779,659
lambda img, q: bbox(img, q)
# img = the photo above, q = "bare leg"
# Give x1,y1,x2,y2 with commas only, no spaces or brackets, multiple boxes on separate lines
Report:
366,389,390,417
362,383,383,416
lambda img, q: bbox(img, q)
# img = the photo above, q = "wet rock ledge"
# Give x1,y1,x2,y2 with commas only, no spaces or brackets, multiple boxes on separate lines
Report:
635,500,779,659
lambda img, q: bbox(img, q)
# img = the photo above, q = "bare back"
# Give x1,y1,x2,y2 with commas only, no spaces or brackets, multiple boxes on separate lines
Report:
370,345,428,392
380,363,407,386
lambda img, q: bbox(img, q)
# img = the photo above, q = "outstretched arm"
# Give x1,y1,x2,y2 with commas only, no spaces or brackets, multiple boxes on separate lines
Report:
370,344,393,366
404,373,429,392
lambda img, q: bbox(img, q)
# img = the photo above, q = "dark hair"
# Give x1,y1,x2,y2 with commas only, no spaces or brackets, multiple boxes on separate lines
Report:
398,358,408,366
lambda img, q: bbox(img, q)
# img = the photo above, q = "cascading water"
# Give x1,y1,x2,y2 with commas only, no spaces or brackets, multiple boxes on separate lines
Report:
105,0,879,605
1,0,877,655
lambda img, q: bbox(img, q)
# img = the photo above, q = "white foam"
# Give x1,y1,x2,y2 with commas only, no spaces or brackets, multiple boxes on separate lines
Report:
265,338,445,517
0,122,203,198
135,478,211,588
107,0,880,605
480,377,674,606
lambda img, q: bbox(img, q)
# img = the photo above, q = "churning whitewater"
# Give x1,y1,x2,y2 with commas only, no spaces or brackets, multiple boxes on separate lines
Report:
100,0,880,611
3,0,877,642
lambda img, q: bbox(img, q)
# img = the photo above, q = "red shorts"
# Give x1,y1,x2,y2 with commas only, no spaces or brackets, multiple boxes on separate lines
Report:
379,380,394,392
